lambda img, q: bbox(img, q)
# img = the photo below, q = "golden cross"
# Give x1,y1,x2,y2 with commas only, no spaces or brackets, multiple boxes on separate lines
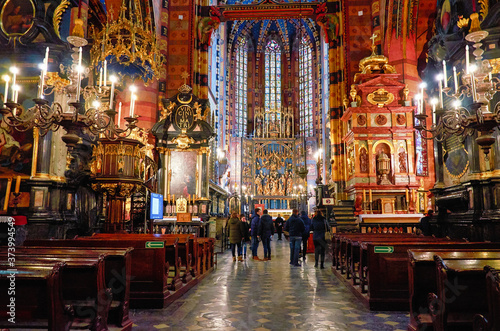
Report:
370,33,378,47
181,72,190,85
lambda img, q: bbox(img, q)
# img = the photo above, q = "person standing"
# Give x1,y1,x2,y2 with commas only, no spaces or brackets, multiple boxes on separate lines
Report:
275,214,284,240
310,209,328,269
240,214,251,259
419,210,433,236
251,208,262,260
284,209,305,266
259,209,274,261
300,211,311,262
227,212,244,262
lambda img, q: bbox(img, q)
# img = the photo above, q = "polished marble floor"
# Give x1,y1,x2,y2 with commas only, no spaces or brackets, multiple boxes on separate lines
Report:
131,237,410,330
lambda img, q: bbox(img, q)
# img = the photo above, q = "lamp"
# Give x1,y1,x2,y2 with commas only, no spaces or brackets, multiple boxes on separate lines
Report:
415,22,500,164
314,148,323,185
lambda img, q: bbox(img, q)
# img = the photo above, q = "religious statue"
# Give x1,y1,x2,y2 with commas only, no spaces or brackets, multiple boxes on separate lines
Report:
256,117,263,137
197,7,221,46
359,148,368,173
399,149,407,173
255,174,263,195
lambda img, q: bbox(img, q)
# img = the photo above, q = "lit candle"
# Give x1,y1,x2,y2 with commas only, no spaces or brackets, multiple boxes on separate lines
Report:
363,189,366,203
438,75,443,109
13,85,19,103
465,45,470,74
109,75,116,110
369,189,372,203
99,67,103,87
10,66,18,101
3,178,12,211
15,175,21,193
130,94,136,117
76,47,82,101
405,189,409,202
442,60,447,88
44,47,50,69
2,75,10,103
453,66,458,92
411,189,415,202
117,102,122,127
103,60,107,87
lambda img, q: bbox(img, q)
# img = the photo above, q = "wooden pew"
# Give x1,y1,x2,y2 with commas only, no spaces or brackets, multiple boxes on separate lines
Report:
23,239,170,309
361,241,500,310
355,236,452,291
408,249,500,331
83,235,183,292
430,257,500,331
1,255,111,331
11,246,132,328
0,263,74,331
91,233,195,284
473,266,500,331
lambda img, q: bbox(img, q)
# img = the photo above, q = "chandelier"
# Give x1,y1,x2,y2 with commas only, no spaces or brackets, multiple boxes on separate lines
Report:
0,36,140,141
89,0,165,84
415,14,500,161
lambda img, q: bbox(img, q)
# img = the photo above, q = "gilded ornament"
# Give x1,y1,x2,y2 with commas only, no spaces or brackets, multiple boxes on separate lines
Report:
402,84,409,101
367,88,395,107
171,133,195,149
53,0,71,39
456,17,470,29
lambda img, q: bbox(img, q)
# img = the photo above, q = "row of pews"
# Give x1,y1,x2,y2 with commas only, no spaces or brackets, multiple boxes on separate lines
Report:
0,233,215,331
332,232,500,331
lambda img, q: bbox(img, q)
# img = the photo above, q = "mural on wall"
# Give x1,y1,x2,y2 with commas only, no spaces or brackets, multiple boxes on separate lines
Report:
170,151,197,198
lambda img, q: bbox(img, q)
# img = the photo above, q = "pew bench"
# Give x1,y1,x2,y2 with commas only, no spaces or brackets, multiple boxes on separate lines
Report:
0,263,74,331
23,239,170,309
473,266,500,331
408,249,500,331
6,246,133,329
361,241,500,310
430,257,500,331
1,255,111,331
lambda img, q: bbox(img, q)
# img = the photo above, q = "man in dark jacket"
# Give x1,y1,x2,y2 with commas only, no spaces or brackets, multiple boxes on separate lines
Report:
300,210,311,261
258,209,274,260
275,214,284,240
250,208,262,260
284,209,305,266
419,210,433,236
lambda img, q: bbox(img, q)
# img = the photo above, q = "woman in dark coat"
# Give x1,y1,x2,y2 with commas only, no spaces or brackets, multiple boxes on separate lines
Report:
310,209,328,268
227,212,244,261
240,214,251,259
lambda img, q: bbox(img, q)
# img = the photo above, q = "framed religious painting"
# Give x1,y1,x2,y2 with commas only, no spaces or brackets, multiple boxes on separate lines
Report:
0,0,35,36
169,151,197,199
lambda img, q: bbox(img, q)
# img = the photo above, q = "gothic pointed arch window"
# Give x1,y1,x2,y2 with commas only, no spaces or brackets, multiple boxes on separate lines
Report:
299,36,313,137
235,38,248,137
265,39,282,133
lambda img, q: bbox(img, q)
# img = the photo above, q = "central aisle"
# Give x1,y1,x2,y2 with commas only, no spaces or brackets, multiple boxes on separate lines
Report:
131,237,409,330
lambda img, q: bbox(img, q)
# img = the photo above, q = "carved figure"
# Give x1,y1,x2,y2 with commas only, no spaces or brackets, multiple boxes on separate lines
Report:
359,148,368,173
197,8,221,46
399,149,407,173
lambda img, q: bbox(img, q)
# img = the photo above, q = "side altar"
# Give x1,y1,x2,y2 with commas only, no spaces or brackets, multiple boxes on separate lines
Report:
152,74,214,227
341,42,431,229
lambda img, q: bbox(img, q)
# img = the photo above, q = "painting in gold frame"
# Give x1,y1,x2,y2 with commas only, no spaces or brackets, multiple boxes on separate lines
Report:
0,0,35,36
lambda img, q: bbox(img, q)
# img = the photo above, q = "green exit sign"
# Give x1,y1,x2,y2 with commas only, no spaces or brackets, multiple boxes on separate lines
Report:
374,246,394,253
145,241,165,248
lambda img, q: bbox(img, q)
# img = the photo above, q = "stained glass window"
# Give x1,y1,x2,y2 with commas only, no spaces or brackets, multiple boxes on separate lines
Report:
235,38,248,137
265,40,282,127
299,36,313,137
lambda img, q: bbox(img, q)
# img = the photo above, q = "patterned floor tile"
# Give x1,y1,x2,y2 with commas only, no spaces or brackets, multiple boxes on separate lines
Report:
130,235,410,330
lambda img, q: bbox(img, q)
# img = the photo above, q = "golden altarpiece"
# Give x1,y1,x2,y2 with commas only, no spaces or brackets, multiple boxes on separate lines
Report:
341,46,427,232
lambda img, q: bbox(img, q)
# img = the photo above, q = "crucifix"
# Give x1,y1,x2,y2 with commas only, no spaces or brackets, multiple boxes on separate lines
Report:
370,33,378,54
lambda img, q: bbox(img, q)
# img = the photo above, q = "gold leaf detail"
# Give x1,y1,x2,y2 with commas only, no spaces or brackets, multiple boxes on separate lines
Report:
53,0,71,39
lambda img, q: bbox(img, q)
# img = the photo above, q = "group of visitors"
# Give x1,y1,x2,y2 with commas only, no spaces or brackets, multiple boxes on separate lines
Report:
226,207,331,268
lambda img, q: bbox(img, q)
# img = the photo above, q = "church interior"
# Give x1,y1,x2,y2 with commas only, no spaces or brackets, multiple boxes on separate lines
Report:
1,0,500,329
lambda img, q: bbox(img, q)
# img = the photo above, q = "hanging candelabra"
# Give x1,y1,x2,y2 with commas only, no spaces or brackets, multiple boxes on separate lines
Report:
415,15,500,162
